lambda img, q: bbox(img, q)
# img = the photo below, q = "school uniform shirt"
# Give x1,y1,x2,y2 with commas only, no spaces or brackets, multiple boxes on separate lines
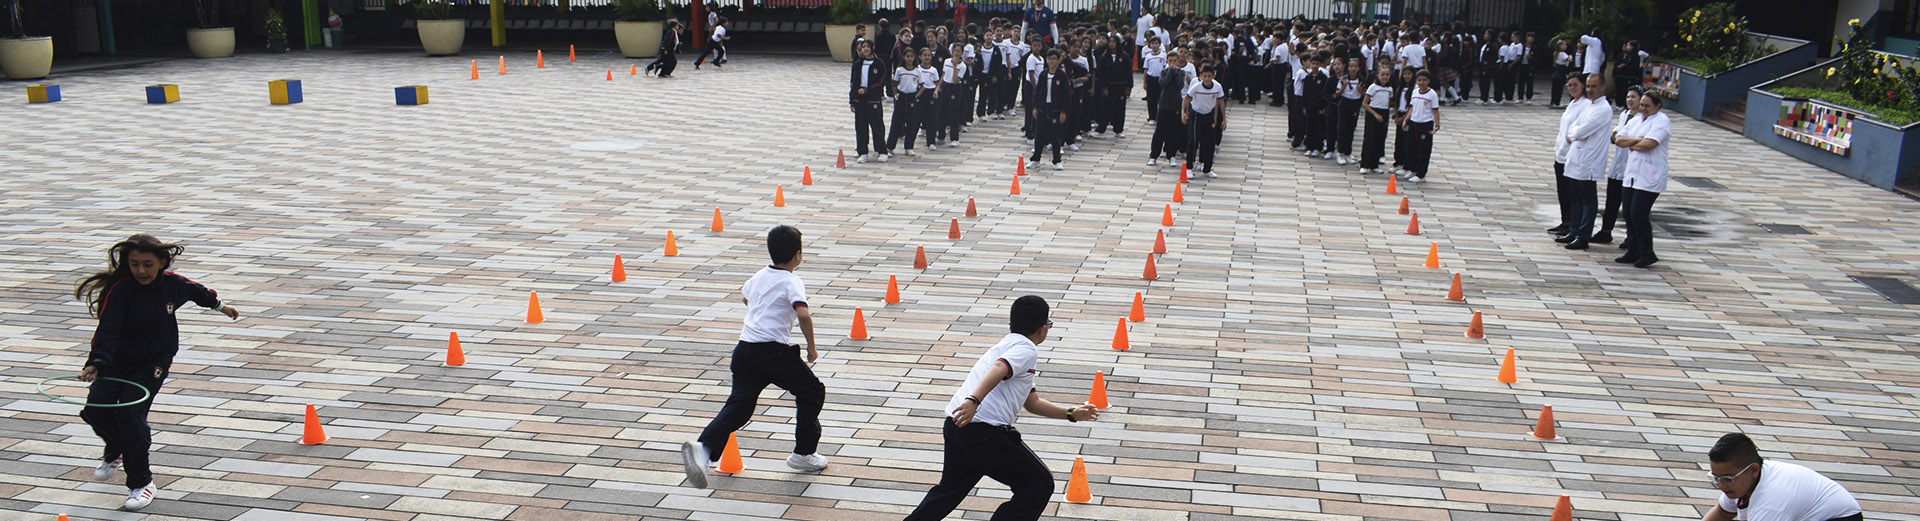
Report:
1399,43,1426,69
1360,44,1375,71
1554,96,1588,162
740,266,807,344
895,66,924,94
1181,63,1197,82
1623,111,1674,194
1382,40,1399,68
852,59,887,103
943,60,968,85
86,273,223,370
1563,97,1615,181
1713,461,1861,521
1555,51,1572,68
1407,88,1439,123
1365,83,1393,109
1607,111,1639,180
1580,34,1604,74
1143,48,1167,78
1499,42,1518,64
1292,67,1309,96
1026,54,1045,82
1185,80,1225,114
1341,78,1362,99
712,25,727,43
945,333,1040,427
915,66,940,94
1135,13,1155,47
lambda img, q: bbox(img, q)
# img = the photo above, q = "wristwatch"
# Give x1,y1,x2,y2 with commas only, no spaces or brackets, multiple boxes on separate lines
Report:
1065,406,1079,422
964,396,981,405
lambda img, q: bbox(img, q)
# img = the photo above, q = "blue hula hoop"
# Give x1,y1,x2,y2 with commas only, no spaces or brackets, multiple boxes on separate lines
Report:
36,376,153,408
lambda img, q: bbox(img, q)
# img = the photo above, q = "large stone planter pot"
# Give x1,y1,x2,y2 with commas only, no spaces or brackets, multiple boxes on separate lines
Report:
417,19,467,56
186,27,236,58
0,37,54,80
615,21,663,58
825,24,857,63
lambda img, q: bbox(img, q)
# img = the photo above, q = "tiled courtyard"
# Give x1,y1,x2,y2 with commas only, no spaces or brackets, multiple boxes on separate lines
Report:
2,50,1918,521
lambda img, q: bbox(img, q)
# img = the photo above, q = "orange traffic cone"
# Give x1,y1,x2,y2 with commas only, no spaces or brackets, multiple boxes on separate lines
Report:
774,185,786,207
1129,292,1145,322
948,218,961,239
1550,494,1573,521
1466,311,1485,339
1143,254,1158,280
631,63,638,75
665,230,679,256
526,291,545,324
537,49,546,68
569,44,577,62
1447,273,1464,301
612,255,628,282
498,56,506,74
1011,175,1022,195
1089,371,1109,408
710,208,724,232
850,307,869,340
885,275,902,304
1497,347,1517,384
1424,242,1440,268
606,69,614,81
1065,457,1092,503
446,331,466,366
837,150,846,168
1173,183,1184,203
1179,163,1189,183
803,166,813,185
300,404,329,445
1397,196,1410,215
470,59,479,80
58,514,68,521
965,197,977,217
1406,212,1421,235
1531,405,1562,440
913,246,929,270
1153,229,1167,254
1161,204,1174,226
1386,176,1398,195
1017,156,1026,176
1111,318,1129,351
715,432,744,474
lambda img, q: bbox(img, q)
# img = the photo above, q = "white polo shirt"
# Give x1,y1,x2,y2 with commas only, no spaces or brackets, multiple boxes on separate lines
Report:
739,266,808,344
1186,80,1225,114
1716,461,1860,521
1624,111,1673,194
1399,43,1426,69
1408,88,1439,123
946,333,1040,427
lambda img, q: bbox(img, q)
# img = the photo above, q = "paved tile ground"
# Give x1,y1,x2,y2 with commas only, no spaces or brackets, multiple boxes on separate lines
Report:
2,50,1919,521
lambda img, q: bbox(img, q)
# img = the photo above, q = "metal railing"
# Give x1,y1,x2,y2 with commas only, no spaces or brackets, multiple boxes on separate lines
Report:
365,0,1526,25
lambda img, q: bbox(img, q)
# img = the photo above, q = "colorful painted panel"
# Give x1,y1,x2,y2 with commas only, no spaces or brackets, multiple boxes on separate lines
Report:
1773,100,1852,156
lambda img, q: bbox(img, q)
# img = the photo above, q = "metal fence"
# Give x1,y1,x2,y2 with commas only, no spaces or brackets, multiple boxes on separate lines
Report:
364,0,1527,26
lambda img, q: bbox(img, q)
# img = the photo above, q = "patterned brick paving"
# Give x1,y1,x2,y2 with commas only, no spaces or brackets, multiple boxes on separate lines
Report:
2,51,1918,521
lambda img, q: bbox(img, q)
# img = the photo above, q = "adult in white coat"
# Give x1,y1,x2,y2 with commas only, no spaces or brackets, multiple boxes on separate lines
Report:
1548,75,1588,236
1596,86,1643,245
1616,93,1672,268
1580,27,1604,75
1558,73,1612,249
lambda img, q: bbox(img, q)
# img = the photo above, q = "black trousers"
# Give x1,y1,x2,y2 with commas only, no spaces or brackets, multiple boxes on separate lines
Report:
1186,111,1220,171
1479,69,1497,101
648,51,679,76
1569,178,1598,240
1622,187,1660,260
1150,113,1186,159
1271,64,1291,106
1392,115,1409,168
976,78,997,117
902,420,1054,521
1517,65,1535,100
1336,97,1360,156
924,93,944,143
1600,177,1625,234
853,101,885,156
1361,109,1389,169
696,341,826,459
1143,76,1162,122
1550,69,1566,105
1031,109,1065,164
1553,162,1572,227
82,364,168,489
1097,84,1128,134
1228,58,1249,99
695,41,726,65
1287,96,1305,143
1304,104,1327,152
943,87,965,141
1405,121,1434,176
1496,66,1513,101
888,95,919,152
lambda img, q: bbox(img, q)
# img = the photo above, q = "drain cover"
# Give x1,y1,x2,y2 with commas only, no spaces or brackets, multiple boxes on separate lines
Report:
1674,177,1725,189
1759,224,1813,235
570,141,645,151
1852,276,1920,305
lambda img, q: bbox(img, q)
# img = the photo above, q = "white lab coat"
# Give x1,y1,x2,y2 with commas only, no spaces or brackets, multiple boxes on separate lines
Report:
1563,96,1614,181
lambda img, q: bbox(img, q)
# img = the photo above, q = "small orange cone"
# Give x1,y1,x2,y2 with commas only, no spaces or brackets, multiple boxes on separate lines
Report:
715,432,744,474
837,150,846,168
1447,273,1464,301
1011,175,1022,195
1386,176,1398,194
948,218,961,239
710,208,724,232
1111,318,1130,351
569,44,577,62
1397,196,1410,215
446,331,466,366
965,197,977,217
526,291,545,324
1424,242,1440,268
1142,254,1158,280
1531,405,1562,440
850,307,869,339
607,69,614,81
631,63,638,75
1406,212,1421,235
1179,163,1189,183
612,255,628,282
913,246,929,270
300,404,329,445
1089,371,1110,408
803,166,813,185
1065,457,1092,503
1173,183,1184,203
1161,205,1174,226
498,56,506,74
1129,292,1145,322
537,49,546,68
1550,494,1573,521
58,515,68,521
885,275,902,304
1498,347,1517,384
665,230,679,256
1153,229,1167,254
1017,156,1026,176
1466,311,1485,339
470,59,479,80
774,185,786,207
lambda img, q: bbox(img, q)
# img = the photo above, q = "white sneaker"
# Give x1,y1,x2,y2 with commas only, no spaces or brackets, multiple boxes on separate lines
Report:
1091,132,1109,139
1146,158,1158,166
1403,171,1419,181
1476,100,1486,105
928,144,938,151
123,482,156,511
877,154,890,163
1116,132,1127,139
949,140,960,146
1205,170,1219,179
1408,175,1426,183
1026,139,1034,145
1069,144,1081,151
855,154,870,164
1290,144,1304,151
93,457,122,481
1304,150,1318,157
786,453,830,471
1052,161,1064,170
1335,155,1349,165
680,441,711,489
1323,151,1334,159
905,149,918,157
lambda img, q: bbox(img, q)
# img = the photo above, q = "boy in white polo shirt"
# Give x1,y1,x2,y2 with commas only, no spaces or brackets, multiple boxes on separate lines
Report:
1702,433,1861,521
901,296,1101,521
682,225,826,489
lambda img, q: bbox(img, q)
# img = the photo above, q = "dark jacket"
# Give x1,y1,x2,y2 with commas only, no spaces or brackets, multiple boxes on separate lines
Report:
851,58,887,105
1158,67,1189,112
659,30,679,54
1303,69,1330,109
87,273,222,370
1097,48,1132,87
1032,66,1073,111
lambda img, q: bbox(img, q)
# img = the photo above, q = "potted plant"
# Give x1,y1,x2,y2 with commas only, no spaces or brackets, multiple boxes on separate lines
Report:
412,0,463,56
825,0,865,62
614,0,669,58
187,0,235,58
264,8,287,53
0,0,52,79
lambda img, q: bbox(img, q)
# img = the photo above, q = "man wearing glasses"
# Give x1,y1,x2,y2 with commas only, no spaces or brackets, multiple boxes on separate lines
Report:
1703,433,1862,521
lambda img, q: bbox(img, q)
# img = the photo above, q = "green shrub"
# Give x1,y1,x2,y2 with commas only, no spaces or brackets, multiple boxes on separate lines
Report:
1772,87,1920,126
829,0,866,26
616,0,669,22
410,0,453,20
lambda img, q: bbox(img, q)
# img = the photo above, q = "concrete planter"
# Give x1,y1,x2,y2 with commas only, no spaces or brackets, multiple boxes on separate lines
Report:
186,27,236,59
615,21,664,59
0,36,54,80
417,19,467,56
825,24,857,63
1745,90,1920,190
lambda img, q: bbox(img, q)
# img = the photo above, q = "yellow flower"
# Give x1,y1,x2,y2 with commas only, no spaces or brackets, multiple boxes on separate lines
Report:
1850,18,1861,27
1827,67,1837,78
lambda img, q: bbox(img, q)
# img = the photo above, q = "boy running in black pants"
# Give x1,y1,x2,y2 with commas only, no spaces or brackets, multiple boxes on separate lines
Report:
682,225,827,488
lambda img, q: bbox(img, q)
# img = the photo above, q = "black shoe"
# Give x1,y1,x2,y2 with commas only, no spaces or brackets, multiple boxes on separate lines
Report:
1553,234,1576,244
1590,232,1613,244
1547,225,1569,234
1564,239,1589,250
1618,240,1630,249
1614,254,1639,264
1633,256,1659,268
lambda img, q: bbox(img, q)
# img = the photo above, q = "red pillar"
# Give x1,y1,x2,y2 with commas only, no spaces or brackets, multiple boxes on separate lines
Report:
906,0,916,23
692,1,706,50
